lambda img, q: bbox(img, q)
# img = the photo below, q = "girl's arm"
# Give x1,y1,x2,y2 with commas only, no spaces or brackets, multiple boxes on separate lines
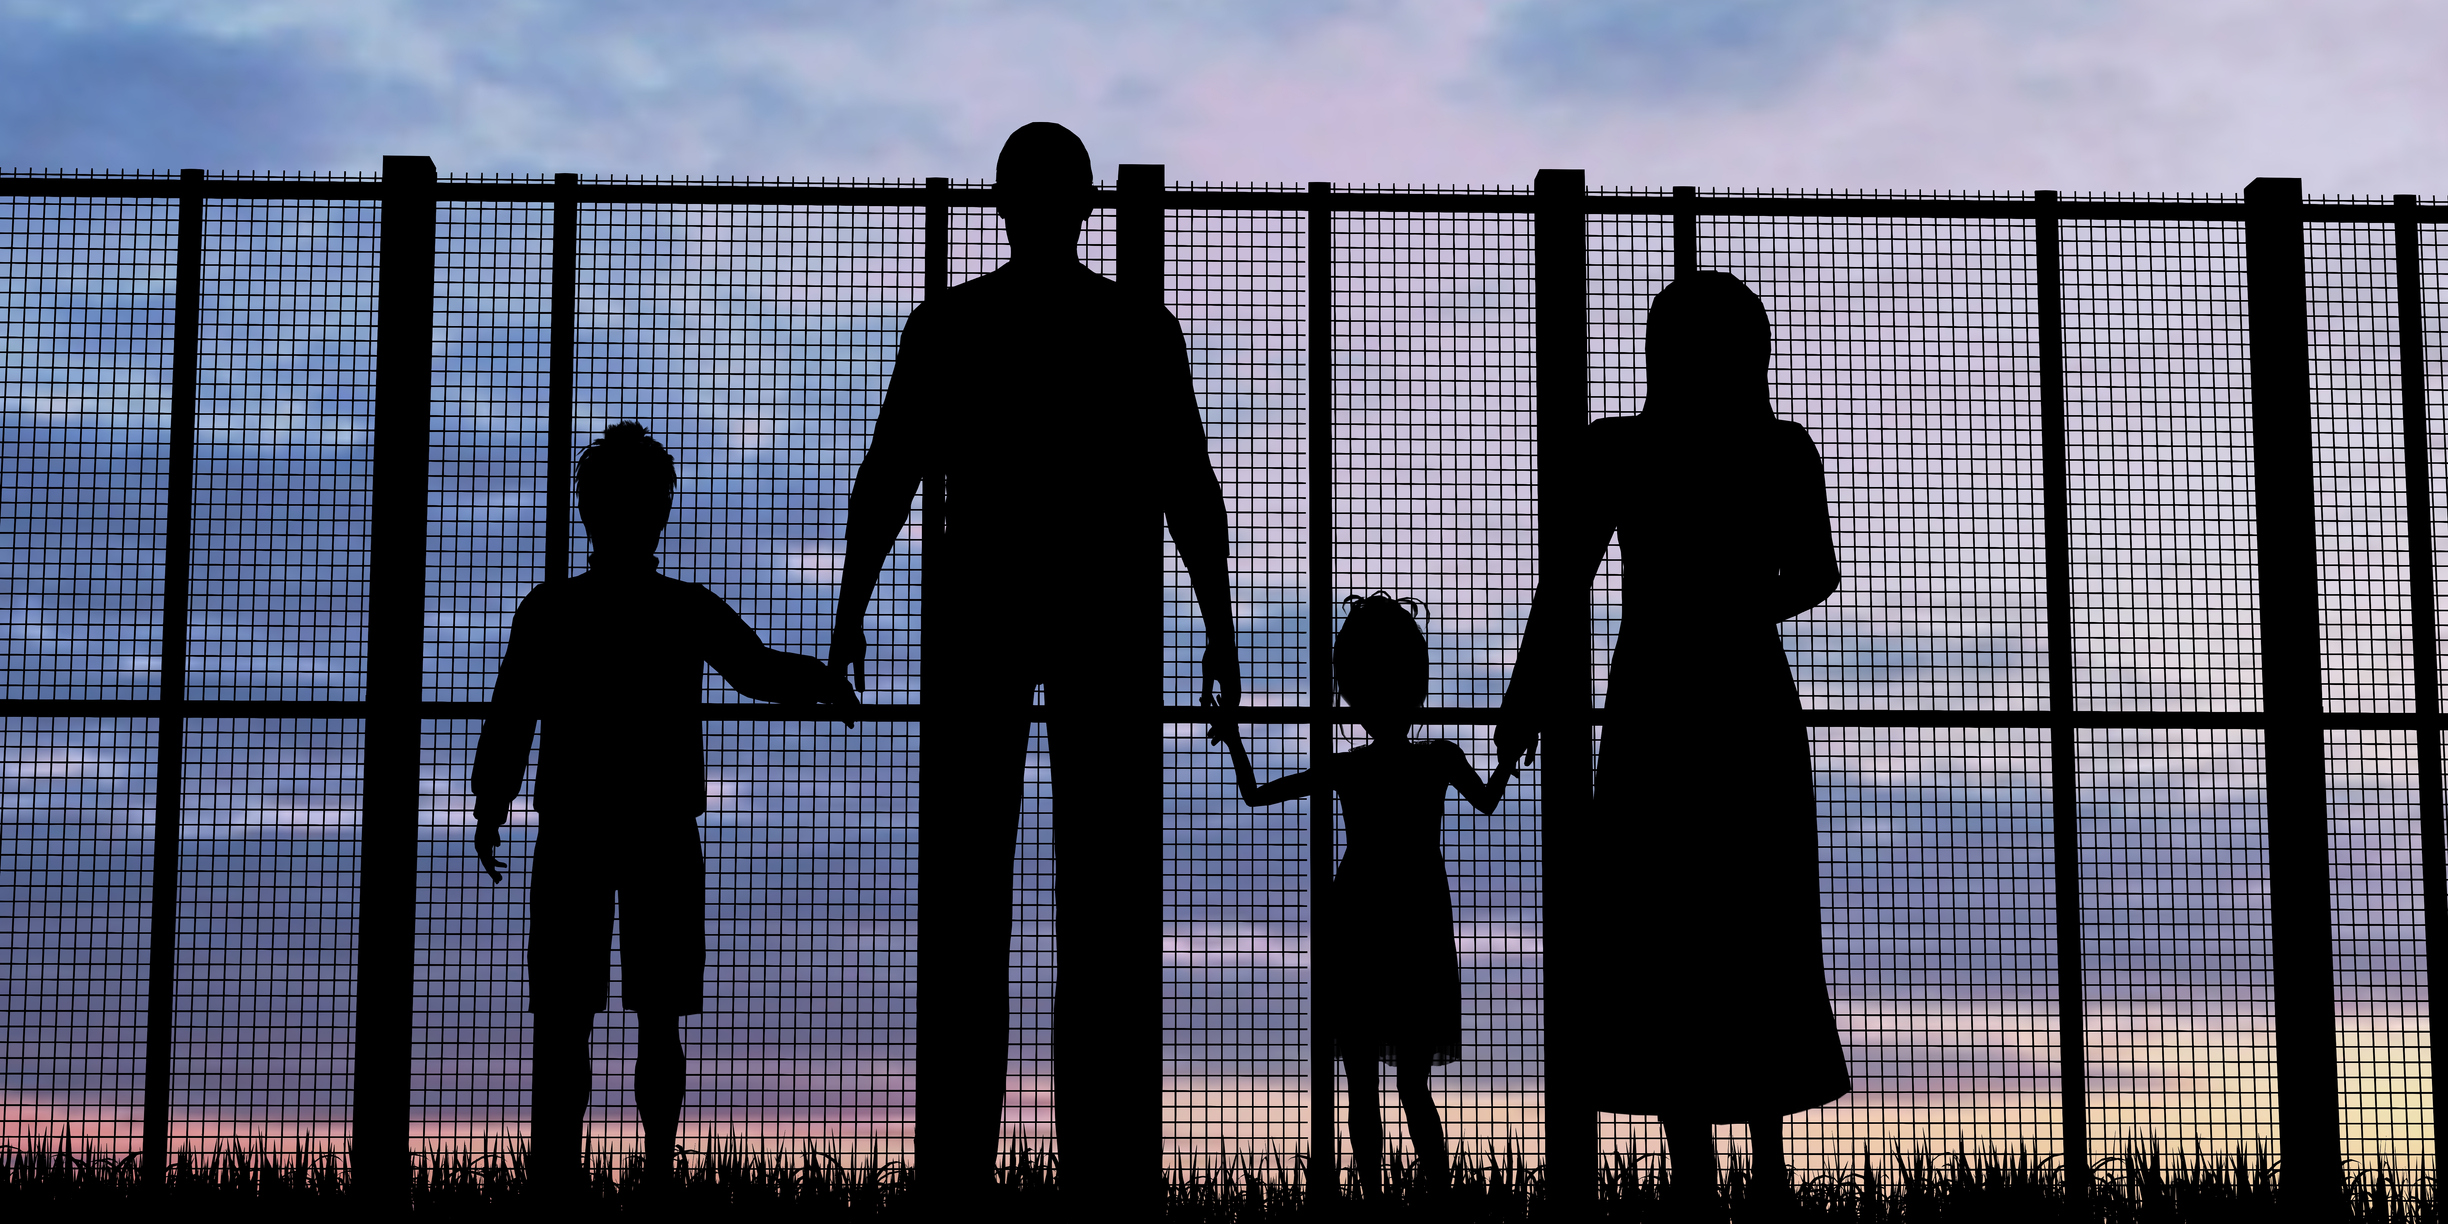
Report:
1443,740,1510,815
1206,702,1321,807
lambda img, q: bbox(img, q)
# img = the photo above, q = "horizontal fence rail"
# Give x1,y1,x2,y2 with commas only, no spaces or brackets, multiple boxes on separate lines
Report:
3,164,2445,1206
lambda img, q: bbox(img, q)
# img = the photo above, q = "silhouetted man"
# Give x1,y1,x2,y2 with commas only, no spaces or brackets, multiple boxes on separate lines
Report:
830,122,1238,1212
472,421,856,1191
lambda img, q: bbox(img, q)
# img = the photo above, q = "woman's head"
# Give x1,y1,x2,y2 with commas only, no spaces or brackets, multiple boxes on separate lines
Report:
1644,270,1773,414
1333,593,1430,725
577,421,677,554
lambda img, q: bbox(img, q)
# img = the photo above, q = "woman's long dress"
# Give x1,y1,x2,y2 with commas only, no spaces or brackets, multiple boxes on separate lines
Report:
1314,738,1468,1067
1516,410,1851,1122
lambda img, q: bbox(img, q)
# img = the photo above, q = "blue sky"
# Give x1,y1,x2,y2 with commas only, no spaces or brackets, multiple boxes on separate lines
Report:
5,0,2447,192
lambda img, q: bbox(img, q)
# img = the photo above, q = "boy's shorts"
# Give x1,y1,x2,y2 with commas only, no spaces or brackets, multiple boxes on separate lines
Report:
527,825,706,1016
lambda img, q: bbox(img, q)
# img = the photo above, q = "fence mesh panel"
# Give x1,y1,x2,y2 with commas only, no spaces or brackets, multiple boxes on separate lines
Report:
0,192,175,1149
0,178,2445,1186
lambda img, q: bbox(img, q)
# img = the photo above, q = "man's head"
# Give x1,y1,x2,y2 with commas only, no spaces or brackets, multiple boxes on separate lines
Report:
995,122,1094,256
577,421,677,556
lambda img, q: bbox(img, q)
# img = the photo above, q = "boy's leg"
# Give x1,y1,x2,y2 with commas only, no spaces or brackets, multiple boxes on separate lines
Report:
1393,1044,1447,1193
636,1010,685,1184
1344,1051,1384,1199
527,829,614,1194
531,1010,595,1192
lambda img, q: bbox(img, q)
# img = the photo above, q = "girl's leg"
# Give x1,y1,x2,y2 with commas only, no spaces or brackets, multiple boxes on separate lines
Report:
1662,1114,1718,1217
1344,1048,1385,1199
1393,1044,1447,1194
635,1011,686,1184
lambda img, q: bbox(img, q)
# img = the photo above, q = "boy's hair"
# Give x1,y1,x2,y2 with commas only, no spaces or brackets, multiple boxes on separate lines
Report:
1332,593,1430,716
577,421,677,507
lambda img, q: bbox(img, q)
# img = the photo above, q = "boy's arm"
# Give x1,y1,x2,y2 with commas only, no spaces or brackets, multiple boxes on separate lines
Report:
832,303,936,692
703,589,860,724
469,591,545,882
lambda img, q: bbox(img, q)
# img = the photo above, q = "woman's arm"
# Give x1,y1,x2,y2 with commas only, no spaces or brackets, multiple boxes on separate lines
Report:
1493,419,1626,766
1765,423,1841,622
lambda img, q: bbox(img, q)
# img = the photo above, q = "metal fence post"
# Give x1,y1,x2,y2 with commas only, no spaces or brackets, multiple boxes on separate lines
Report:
359,153,436,1197
1534,166,1596,1211
141,167,204,1182
1307,179,1339,1202
1113,159,1169,1196
547,173,577,582
2245,175,2341,1206
1673,185,1698,279
923,177,947,542
2395,193,2446,1185
2035,189,2091,1198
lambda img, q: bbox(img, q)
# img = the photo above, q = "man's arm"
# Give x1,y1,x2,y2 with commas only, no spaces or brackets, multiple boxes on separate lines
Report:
1154,307,1240,707
830,302,936,691
469,589,546,882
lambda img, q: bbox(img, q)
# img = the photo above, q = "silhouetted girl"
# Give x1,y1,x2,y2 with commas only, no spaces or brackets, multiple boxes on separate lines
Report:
1497,271,1850,1217
1209,593,1510,1198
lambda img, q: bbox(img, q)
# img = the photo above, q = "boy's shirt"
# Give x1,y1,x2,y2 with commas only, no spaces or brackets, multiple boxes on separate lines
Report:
473,554,785,821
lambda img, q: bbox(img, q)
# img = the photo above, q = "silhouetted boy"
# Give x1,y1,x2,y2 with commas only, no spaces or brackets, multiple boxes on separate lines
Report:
471,421,856,1188
829,121,1238,1213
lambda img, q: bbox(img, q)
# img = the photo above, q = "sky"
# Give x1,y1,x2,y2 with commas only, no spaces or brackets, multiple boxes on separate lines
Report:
4,0,2447,194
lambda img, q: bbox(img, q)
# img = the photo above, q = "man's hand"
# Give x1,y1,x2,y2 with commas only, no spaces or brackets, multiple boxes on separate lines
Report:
472,802,509,884
829,624,868,694
1201,641,1241,709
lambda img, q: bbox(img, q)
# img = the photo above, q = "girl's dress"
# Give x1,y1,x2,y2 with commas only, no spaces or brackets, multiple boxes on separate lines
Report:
1314,738,1468,1067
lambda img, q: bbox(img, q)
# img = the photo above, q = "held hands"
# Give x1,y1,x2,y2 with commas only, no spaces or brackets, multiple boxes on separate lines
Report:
1493,717,1539,773
1201,692,1242,750
815,657,861,728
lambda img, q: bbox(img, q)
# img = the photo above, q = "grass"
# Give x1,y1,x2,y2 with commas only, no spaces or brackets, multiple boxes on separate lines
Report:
2,1130,2437,1220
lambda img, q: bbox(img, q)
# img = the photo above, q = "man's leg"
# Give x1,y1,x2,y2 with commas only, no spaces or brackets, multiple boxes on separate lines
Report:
1045,600,1163,1216
917,660,1033,1209
531,1010,595,1192
636,1011,685,1184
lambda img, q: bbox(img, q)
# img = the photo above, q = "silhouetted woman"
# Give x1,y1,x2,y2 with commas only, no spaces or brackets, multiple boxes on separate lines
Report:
1496,271,1849,1214
1209,594,1511,1199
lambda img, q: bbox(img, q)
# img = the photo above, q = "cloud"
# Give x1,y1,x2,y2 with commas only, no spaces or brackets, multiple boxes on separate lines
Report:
1482,0,1953,106
2,1,2447,190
